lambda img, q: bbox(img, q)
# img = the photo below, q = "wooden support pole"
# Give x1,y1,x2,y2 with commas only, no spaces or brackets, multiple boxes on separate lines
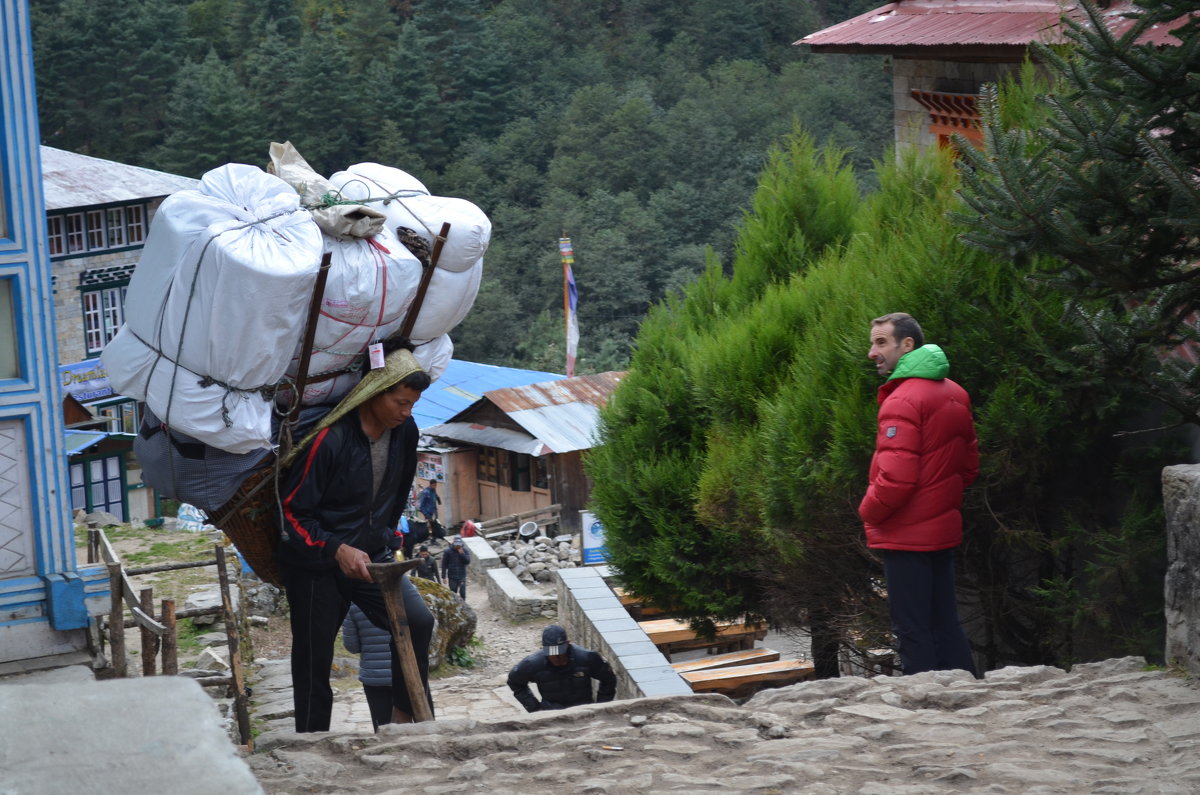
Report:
161,599,178,676
107,562,126,678
216,545,253,749
87,528,99,564
139,588,158,676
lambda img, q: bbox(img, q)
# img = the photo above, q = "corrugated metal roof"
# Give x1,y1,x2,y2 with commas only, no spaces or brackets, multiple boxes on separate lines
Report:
426,371,625,454
419,422,549,456
482,371,623,454
412,358,565,431
41,146,199,211
484,371,624,413
800,1,1189,52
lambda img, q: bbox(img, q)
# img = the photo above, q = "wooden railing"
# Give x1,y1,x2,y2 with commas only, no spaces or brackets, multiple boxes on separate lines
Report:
477,504,562,538
88,527,253,749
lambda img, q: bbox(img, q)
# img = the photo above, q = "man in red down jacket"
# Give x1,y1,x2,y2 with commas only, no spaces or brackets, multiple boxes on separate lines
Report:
861,312,979,676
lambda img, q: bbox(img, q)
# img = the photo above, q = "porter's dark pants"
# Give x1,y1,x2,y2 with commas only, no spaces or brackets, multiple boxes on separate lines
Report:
282,563,434,732
881,548,977,677
361,683,394,732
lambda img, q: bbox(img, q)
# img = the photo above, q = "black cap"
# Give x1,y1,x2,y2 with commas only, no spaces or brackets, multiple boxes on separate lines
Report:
542,624,568,656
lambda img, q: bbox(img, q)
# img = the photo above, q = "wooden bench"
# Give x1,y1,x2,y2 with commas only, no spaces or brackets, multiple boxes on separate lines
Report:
638,618,768,659
670,647,781,674
613,587,666,620
680,659,816,698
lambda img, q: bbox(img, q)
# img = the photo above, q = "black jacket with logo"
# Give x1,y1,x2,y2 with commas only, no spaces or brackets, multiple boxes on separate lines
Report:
507,644,617,712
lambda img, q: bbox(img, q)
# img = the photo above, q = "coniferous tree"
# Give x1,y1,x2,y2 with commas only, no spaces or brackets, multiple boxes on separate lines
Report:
590,133,1181,674
955,0,1200,424
152,51,267,178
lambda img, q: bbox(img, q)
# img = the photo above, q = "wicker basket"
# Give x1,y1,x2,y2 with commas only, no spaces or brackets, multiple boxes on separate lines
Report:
211,463,283,586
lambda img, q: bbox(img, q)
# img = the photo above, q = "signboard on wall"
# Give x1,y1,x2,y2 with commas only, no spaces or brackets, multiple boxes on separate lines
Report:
59,358,113,403
416,452,444,483
580,510,609,565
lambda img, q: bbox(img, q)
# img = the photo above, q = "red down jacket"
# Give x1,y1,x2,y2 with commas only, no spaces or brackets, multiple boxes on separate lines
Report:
859,344,979,551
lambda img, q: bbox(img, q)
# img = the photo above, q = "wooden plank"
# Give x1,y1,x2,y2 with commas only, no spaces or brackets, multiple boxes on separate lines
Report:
670,648,780,673
638,618,765,646
680,659,816,693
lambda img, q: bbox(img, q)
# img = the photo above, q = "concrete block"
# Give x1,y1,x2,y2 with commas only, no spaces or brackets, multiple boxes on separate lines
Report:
0,677,260,793
591,617,641,634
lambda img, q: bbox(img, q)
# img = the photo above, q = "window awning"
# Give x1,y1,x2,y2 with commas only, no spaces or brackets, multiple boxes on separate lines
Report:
422,422,551,457
64,429,111,456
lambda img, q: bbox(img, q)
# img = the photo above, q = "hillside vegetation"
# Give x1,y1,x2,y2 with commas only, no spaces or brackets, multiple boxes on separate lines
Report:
31,0,888,372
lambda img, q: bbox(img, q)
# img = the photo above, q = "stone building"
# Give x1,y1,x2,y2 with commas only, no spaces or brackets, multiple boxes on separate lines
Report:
42,146,196,521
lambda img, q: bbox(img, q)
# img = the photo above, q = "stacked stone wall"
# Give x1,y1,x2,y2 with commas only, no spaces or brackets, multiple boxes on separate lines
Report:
1163,464,1200,676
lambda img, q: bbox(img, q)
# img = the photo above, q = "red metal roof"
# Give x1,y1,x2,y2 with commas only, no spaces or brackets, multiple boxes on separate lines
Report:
799,1,1189,54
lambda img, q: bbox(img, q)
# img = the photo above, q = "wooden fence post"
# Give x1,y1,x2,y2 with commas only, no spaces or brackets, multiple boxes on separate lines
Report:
161,599,178,676
107,562,126,678
216,545,253,749
140,588,158,676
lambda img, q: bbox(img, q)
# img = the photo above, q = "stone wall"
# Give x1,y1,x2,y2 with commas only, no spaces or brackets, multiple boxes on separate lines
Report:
1163,464,1200,676
465,535,558,620
556,565,691,700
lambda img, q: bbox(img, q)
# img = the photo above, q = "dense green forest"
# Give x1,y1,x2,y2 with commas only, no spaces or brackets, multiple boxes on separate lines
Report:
30,0,889,373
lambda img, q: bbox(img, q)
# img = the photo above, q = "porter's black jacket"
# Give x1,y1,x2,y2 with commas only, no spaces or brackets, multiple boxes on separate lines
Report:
278,412,418,569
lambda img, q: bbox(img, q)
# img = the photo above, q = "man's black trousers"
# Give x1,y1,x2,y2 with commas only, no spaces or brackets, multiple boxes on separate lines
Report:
881,547,977,677
282,563,434,732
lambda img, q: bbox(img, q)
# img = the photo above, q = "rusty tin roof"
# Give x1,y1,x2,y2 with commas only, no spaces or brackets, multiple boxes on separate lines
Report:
799,1,1189,54
424,371,625,455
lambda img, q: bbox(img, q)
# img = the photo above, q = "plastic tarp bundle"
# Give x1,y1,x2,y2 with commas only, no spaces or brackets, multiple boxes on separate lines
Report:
276,225,423,409
330,165,491,274
102,164,324,453
412,334,453,382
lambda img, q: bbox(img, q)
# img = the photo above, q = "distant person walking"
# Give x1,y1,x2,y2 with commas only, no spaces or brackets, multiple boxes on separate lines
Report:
414,545,440,584
441,538,471,599
417,481,442,537
861,312,979,677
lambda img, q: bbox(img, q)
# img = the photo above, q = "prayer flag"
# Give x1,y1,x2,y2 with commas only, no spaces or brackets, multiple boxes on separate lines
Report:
559,237,579,377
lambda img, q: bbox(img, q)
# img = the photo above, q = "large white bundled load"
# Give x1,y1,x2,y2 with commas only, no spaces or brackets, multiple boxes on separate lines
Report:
407,257,484,341
412,334,454,382
102,164,324,453
275,224,424,409
329,164,491,273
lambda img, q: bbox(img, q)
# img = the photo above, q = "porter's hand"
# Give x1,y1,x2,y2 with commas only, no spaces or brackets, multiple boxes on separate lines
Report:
335,544,372,581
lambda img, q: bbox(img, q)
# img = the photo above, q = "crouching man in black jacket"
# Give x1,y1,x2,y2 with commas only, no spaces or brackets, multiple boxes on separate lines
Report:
507,624,617,712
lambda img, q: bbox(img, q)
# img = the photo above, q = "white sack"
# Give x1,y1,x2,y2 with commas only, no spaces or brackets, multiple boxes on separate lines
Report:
327,165,490,274
407,257,483,340
412,334,453,382
329,162,429,203
103,163,324,453
275,226,423,410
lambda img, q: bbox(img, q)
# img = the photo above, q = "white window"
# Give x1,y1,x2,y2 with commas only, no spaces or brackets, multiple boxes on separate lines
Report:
47,202,148,257
126,204,145,243
66,212,85,253
47,215,65,256
82,284,126,354
86,209,106,249
106,207,125,247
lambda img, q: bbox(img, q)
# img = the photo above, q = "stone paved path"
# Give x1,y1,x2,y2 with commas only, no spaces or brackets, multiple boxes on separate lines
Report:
244,656,1200,793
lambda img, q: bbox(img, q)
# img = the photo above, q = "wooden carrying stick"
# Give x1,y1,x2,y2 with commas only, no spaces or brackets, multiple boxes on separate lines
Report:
397,222,452,341
366,559,434,722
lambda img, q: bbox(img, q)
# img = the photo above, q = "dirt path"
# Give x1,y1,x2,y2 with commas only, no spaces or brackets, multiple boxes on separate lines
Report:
248,547,552,730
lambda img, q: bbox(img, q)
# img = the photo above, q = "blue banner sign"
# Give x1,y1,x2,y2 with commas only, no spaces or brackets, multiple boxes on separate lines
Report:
59,358,114,403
